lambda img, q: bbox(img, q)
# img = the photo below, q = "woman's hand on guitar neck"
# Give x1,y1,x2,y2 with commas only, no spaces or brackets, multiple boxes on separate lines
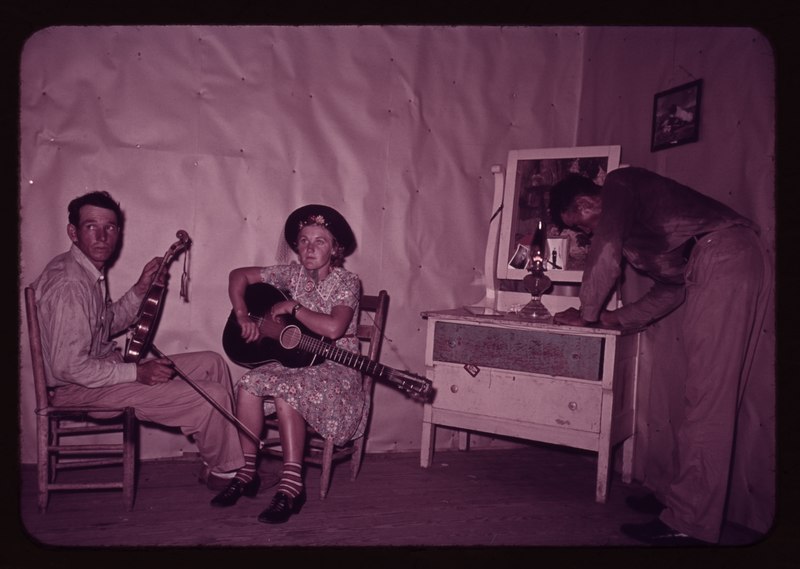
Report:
133,256,165,297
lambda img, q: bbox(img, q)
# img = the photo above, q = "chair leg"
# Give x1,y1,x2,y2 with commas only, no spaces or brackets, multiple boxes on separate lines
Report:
350,436,365,481
37,416,49,513
49,418,59,484
320,438,334,500
123,409,137,511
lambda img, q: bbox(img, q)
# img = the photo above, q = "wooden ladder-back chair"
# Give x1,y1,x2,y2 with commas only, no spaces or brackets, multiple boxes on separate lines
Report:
24,287,138,512
260,290,389,499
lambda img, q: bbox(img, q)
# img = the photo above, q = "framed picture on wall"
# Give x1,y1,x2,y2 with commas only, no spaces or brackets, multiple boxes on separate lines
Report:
651,79,703,152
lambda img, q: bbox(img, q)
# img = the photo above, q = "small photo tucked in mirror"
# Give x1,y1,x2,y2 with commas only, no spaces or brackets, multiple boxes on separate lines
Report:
508,243,531,270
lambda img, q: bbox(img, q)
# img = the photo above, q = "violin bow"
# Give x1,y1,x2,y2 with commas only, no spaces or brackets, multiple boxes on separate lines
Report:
150,343,264,449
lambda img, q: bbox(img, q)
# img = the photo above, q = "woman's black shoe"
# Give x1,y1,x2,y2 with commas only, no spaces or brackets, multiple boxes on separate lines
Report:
257,490,306,524
210,474,260,508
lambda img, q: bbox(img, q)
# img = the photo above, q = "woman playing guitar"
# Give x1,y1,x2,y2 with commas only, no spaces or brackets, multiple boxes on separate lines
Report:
210,204,364,524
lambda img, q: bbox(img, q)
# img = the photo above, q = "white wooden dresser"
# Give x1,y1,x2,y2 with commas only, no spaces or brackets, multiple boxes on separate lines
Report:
419,308,641,503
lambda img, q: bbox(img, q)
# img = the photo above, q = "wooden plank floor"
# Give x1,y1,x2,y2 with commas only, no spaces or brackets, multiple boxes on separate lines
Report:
15,444,765,550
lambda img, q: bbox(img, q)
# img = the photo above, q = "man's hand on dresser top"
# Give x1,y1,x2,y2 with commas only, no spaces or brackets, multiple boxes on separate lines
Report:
598,310,622,329
554,307,623,330
553,307,587,327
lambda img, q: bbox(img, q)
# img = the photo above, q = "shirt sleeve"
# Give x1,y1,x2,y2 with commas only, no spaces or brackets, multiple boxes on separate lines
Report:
578,180,632,322
260,265,293,288
107,287,144,336
615,282,686,328
333,272,361,311
40,281,137,388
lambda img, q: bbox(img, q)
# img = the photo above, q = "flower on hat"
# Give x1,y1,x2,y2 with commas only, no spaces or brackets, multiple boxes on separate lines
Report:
300,214,328,229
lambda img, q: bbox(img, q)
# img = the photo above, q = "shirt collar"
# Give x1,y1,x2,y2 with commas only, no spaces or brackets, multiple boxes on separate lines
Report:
69,243,105,282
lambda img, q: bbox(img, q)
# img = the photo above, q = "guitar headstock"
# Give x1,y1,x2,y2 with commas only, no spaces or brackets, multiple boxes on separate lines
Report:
387,369,436,403
408,384,436,403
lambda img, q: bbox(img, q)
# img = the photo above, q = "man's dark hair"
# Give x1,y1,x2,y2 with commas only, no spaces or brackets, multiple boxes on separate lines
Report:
67,191,124,229
548,174,602,230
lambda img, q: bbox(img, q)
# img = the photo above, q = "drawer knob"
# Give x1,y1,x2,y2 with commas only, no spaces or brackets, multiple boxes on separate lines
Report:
450,385,459,393
568,401,578,411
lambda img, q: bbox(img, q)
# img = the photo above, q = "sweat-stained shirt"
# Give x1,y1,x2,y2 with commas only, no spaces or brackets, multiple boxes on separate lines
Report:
579,167,759,327
32,244,144,388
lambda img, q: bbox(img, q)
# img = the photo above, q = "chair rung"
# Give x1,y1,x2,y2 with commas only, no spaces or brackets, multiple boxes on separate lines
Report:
48,482,124,491
51,444,125,454
53,458,124,469
54,425,125,435
41,406,128,415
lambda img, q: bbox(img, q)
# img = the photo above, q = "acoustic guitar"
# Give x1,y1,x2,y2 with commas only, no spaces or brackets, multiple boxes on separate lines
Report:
222,283,434,401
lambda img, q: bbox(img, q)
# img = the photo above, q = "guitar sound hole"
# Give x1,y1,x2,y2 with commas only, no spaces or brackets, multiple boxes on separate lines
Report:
279,326,302,350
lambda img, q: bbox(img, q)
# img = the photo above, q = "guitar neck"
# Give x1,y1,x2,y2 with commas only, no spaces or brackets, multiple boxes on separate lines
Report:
296,334,387,378
292,331,431,399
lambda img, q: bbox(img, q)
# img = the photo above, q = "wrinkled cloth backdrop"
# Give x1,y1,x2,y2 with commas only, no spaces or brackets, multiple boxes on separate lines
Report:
19,26,774,535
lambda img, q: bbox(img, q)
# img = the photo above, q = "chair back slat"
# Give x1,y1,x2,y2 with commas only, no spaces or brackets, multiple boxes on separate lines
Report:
25,287,52,410
358,290,388,365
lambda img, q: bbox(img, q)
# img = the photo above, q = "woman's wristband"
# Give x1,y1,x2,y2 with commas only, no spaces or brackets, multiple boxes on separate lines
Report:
291,303,302,317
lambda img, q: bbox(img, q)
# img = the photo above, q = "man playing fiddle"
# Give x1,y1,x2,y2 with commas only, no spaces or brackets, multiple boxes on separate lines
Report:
31,191,244,491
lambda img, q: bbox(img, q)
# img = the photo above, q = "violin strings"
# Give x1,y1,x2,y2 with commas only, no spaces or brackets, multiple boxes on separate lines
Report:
180,248,190,301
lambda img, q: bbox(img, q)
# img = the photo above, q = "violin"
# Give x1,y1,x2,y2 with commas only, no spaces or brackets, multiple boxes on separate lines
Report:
123,230,192,363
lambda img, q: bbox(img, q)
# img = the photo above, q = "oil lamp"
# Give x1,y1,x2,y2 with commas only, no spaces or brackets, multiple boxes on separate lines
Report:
519,221,553,322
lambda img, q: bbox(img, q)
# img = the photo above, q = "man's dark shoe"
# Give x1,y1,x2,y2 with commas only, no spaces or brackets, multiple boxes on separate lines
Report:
625,492,665,515
210,475,260,507
202,471,237,492
257,490,307,524
620,518,709,546
199,464,234,491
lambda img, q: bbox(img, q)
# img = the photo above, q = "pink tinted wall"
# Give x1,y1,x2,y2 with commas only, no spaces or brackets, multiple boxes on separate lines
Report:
19,25,774,534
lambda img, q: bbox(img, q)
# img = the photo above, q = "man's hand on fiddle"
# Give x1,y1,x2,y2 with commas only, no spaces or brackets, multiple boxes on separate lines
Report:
136,358,175,385
133,257,164,297
553,307,588,327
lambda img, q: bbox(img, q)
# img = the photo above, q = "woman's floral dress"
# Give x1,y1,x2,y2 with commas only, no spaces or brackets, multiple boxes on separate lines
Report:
238,263,368,445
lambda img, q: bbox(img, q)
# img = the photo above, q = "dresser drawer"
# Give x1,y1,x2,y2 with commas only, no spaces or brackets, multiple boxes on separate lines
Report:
432,321,604,380
431,364,601,433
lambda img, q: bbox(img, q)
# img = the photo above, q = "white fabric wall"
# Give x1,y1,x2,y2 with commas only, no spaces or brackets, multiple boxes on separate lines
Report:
19,25,586,460
18,24,775,533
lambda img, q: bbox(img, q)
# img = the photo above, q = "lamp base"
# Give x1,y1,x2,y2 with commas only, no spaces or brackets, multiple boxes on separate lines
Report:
518,296,552,323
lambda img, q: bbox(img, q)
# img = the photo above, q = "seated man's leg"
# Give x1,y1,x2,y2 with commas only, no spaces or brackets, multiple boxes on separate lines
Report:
163,351,245,474
52,351,245,475
167,350,235,398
